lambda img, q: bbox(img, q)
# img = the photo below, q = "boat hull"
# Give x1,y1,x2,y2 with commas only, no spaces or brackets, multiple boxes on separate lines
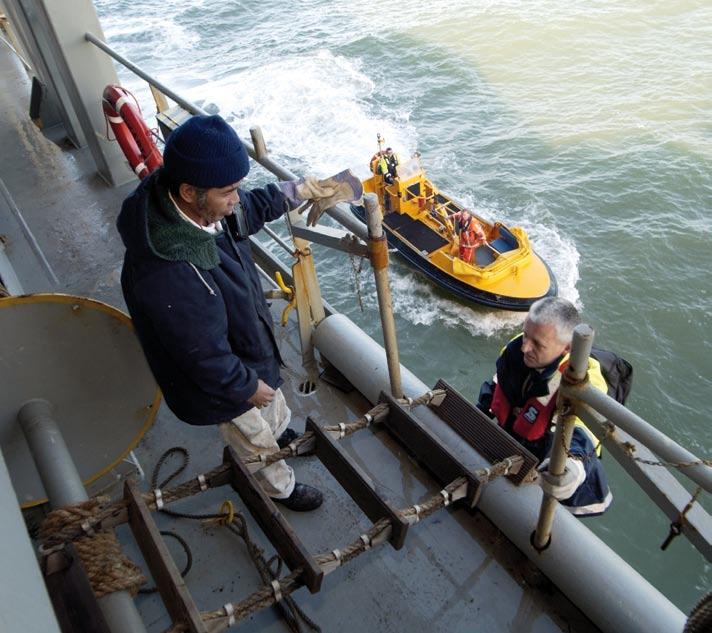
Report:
351,203,557,311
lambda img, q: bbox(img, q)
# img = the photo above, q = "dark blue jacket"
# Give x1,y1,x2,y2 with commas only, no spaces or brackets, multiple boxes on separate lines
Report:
117,170,289,425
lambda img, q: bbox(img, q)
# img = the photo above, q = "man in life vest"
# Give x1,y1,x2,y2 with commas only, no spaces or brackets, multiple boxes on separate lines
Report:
376,147,399,184
385,147,399,180
453,210,486,264
478,297,613,516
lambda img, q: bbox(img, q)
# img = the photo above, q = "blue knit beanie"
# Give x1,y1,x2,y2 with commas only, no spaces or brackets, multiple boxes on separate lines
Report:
163,115,250,189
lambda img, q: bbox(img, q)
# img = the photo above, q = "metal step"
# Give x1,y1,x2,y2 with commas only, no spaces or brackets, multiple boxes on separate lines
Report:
430,379,539,484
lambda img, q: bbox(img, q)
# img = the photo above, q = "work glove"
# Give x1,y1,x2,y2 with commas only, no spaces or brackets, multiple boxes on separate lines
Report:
537,457,585,501
279,170,363,227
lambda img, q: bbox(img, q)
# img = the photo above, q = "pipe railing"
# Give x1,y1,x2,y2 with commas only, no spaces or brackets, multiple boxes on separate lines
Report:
558,327,712,495
533,325,595,549
535,323,712,556
261,224,294,256
565,380,712,494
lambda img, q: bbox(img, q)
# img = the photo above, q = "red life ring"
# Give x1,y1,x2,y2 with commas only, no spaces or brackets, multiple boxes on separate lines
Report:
102,84,162,179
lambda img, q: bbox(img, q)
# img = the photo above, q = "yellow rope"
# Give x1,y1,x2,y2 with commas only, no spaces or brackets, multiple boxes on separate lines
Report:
218,500,235,526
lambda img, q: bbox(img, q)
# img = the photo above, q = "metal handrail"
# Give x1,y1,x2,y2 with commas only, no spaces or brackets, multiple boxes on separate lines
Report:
568,380,712,493
84,32,368,241
261,225,294,256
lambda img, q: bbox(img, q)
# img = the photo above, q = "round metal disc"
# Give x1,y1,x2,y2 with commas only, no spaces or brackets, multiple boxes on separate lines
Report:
0,294,160,507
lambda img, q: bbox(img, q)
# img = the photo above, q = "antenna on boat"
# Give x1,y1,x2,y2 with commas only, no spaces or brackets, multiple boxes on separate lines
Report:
376,132,385,154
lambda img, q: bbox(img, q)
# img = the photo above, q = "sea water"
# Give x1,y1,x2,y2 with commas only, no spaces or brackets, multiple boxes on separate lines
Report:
95,0,712,612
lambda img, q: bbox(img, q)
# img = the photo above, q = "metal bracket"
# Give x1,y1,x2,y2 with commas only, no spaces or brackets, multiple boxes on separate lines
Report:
291,222,369,257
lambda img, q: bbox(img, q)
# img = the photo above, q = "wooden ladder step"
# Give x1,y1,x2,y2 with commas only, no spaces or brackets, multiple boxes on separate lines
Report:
222,446,324,593
379,393,484,508
124,480,208,633
307,417,410,549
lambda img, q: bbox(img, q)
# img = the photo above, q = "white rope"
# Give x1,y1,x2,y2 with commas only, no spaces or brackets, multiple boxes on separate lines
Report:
197,474,208,491
331,549,342,566
271,579,283,603
223,603,235,626
80,520,96,537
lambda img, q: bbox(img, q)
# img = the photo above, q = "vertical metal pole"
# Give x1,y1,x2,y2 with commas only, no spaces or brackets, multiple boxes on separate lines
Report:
149,85,169,114
533,324,594,550
250,126,269,160
18,399,148,633
364,193,403,399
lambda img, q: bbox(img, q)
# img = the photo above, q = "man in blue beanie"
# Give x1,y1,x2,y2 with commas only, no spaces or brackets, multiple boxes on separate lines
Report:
117,114,360,511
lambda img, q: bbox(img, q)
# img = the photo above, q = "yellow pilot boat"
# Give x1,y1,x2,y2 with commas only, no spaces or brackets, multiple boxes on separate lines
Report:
351,139,557,311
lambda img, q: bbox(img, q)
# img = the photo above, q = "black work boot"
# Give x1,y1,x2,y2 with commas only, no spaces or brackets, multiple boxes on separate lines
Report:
276,428,301,449
277,428,314,455
274,483,323,512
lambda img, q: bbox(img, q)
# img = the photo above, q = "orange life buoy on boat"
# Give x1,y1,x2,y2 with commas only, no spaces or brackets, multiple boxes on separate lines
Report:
102,84,162,180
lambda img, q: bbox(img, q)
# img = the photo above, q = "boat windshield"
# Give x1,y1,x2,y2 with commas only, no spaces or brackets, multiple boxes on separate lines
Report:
396,157,421,181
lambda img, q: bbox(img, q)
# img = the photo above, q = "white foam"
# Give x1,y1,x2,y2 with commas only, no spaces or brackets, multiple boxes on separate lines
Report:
383,187,582,333
97,1,580,337
388,268,526,336
181,50,418,178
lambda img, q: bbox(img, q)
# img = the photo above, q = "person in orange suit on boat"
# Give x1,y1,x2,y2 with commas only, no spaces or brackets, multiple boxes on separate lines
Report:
453,210,486,264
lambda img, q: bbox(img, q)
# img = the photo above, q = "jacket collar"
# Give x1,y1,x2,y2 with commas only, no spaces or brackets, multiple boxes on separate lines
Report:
146,170,221,270
496,334,565,407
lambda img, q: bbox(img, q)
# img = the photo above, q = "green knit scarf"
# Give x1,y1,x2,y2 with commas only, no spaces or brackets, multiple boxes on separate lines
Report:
146,176,221,270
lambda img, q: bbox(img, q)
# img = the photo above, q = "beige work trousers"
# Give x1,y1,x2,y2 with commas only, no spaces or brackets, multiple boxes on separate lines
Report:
219,388,296,499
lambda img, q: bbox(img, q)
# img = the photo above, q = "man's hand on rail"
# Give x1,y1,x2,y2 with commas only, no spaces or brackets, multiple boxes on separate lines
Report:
279,170,363,226
538,457,586,501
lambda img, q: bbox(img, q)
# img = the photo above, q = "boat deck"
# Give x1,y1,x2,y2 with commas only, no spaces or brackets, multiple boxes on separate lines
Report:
0,43,599,632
